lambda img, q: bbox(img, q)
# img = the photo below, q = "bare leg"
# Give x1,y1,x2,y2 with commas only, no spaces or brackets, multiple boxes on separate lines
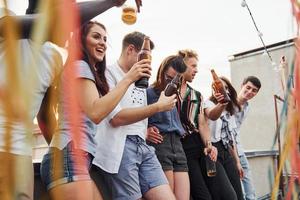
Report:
49,180,103,200
164,170,174,192
143,184,175,200
174,172,190,200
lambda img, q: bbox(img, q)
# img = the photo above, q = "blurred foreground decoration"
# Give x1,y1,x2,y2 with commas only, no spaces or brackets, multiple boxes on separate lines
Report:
1,0,83,198
270,1,300,199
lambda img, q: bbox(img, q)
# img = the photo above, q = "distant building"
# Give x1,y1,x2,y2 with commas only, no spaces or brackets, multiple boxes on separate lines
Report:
229,38,295,199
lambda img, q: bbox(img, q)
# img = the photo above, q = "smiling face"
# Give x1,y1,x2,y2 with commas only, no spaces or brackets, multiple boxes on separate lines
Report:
85,24,107,66
239,81,259,101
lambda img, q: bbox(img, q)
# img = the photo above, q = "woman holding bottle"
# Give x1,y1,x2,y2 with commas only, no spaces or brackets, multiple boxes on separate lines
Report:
40,21,151,200
203,76,244,200
147,55,190,200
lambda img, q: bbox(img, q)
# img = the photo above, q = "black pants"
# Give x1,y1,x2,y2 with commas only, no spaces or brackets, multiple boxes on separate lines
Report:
203,141,244,200
181,133,212,200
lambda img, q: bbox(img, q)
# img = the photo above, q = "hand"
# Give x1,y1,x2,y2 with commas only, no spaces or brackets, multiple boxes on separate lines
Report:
208,146,218,162
135,0,142,12
156,91,177,112
146,126,163,144
236,162,244,179
125,59,151,83
204,141,218,162
203,144,211,156
213,92,228,106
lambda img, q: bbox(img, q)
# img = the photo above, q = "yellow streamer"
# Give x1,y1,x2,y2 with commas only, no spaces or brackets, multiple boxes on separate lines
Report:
271,112,299,199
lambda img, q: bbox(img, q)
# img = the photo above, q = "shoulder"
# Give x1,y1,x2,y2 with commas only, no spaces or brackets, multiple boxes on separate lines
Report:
187,84,202,101
105,62,121,80
75,60,95,81
75,59,89,67
39,42,65,69
106,62,119,73
203,99,215,109
76,60,92,74
106,62,119,77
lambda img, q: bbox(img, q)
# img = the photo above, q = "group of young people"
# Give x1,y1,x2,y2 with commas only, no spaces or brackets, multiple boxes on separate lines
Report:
0,0,262,200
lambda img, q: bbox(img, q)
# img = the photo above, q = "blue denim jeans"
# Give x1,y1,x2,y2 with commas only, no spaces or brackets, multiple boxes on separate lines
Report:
239,153,256,200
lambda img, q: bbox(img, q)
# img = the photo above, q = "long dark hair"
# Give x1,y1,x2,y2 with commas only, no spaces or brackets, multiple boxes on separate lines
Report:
152,55,186,92
80,21,109,96
209,76,241,115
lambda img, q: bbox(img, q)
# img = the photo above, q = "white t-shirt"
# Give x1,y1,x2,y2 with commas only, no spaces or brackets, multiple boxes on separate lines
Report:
50,60,101,156
0,39,63,156
203,100,237,144
93,62,148,173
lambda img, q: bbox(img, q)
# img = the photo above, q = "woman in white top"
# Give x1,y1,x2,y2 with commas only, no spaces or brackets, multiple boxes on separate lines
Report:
203,76,244,200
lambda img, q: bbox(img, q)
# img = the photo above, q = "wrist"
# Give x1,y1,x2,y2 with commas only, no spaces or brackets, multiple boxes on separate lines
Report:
122,76,133,86
217,102,226,107
205,140,212,147
154,102,163,112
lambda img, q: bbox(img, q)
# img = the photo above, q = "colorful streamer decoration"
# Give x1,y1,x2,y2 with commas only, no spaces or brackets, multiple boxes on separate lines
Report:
1,0,84,198
270,1,300,199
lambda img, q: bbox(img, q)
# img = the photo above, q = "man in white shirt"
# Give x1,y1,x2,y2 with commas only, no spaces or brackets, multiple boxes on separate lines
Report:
92,31,177,200
0,1,132,199
234,76,261,200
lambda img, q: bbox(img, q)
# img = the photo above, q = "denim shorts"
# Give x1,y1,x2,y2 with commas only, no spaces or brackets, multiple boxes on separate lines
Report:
40,142,93,190
101,135,168,200
149,132,188,172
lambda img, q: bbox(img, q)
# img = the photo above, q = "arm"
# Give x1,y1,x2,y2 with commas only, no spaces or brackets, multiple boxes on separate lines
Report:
78,77,131,124
37,86,57,144
78,61,151,124
229,143,244,179
204,92,228,120
199,105,218,161
198,107,211,145
205,103,226,120
0,0,126,44
110,91,176,127
78,0,127,24
0,15,36,39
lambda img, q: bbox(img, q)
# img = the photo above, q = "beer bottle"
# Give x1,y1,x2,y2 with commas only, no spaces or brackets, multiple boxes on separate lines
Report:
164,73,180,96
121,6,137,25
210,69,230,104
205,141,217,177
135,36,152,88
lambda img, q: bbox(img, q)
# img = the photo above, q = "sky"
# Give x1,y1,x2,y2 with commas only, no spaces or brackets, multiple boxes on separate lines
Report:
2,0,296,98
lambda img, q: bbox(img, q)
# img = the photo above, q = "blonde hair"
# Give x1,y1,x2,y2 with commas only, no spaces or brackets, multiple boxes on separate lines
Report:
177,49,198,62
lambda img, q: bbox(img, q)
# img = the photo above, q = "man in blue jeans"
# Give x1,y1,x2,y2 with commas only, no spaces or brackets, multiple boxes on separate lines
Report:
234,76,261,200
92,31,177,200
